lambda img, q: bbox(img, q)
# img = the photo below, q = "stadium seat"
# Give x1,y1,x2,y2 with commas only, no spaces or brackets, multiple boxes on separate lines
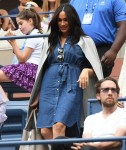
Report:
0,100,29,150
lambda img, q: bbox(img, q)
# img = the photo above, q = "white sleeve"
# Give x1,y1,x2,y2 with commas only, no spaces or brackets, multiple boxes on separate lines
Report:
25,38,39,49
118,112,126,127
83,115,93,134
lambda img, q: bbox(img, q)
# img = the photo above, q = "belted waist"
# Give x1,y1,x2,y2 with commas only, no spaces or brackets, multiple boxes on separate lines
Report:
51,63,80,92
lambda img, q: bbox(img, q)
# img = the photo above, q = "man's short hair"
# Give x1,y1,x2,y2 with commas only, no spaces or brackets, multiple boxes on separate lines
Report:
95,77,120,94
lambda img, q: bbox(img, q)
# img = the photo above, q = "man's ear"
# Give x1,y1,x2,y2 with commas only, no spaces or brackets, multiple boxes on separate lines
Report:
96,93,101,102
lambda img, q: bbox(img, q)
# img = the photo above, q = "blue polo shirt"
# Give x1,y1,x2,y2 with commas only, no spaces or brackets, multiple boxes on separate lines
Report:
70,0,126,45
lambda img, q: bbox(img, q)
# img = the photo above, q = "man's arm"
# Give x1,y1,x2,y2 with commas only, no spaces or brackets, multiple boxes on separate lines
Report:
71,128,125,150
101,21,126,65
84,126,126,149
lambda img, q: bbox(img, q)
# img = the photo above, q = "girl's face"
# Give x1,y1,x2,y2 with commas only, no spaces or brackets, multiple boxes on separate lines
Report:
16,17,34,35
58,11,70,37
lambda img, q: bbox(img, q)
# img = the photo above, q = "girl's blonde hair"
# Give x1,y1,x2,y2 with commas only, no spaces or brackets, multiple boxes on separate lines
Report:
42,0,60,18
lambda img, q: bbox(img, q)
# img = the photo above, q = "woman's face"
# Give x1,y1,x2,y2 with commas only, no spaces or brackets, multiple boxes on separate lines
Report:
58,11,70,37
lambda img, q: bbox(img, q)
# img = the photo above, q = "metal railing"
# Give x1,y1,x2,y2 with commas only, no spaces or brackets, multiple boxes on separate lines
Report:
0,136,126,147
0,11,54,19
0,34,49,40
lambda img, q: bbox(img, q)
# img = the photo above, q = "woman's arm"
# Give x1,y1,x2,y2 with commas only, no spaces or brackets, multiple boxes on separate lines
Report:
77,68,94,89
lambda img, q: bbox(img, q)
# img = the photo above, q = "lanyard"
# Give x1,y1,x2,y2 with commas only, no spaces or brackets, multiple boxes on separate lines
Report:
85,0,99,13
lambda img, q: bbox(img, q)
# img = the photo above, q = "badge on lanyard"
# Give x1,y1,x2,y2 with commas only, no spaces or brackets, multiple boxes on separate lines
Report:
82,13,93,25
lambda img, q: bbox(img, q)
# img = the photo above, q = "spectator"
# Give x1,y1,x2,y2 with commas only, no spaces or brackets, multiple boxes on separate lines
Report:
9,0,33,30
25,3,103,142
33,0,61,33
29,0,69,33
70,0,126,77
0,9,15,31
0,8,44,93
71,77,126,150
41,0,60,33
24,1,42,16
0,85,8,124
25,1,39,8
11,1,40,65
0,85,8,139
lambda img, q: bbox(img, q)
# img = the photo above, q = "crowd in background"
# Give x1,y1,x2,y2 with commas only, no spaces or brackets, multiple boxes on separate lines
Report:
0,0,70,31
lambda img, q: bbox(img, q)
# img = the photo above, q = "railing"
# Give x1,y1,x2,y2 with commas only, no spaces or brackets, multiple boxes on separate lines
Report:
0,34,49,40
0,137,126,147
0,11,54,19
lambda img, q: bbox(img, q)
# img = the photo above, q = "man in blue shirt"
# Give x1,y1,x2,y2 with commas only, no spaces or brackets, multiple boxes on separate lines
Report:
70,0,126,77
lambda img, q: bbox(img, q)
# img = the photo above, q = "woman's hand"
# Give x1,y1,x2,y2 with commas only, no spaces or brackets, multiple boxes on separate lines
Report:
77,68,90,89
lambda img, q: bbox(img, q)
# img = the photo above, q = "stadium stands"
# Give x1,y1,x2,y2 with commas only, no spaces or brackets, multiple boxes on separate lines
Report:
0,100,29,150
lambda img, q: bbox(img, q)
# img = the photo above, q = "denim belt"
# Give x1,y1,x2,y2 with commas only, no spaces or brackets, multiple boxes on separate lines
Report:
58,63,71,92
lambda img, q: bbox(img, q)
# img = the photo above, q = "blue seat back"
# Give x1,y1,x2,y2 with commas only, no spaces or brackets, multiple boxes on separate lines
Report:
87,97,126,115
1,100,29,140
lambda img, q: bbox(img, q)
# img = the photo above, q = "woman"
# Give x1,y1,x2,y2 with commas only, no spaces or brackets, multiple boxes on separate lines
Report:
25,3,103,140
39,0,61,33
0,9,14,31
31,0,61,33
